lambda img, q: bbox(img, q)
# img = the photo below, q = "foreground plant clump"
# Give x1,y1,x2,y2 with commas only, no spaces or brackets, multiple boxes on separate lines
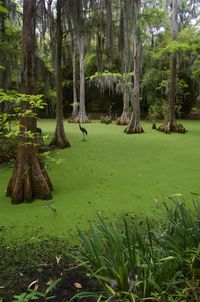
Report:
74,199,200,301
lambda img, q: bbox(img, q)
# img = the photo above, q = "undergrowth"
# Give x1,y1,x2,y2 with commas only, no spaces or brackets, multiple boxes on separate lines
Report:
0,199,199,301
72,199,200,301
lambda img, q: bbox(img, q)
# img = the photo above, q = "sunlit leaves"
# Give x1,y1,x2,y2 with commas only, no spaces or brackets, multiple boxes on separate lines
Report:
0,90,46,137
0,2,8,14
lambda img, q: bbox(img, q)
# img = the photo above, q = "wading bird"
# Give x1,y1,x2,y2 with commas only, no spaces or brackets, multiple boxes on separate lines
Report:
79,123,88,141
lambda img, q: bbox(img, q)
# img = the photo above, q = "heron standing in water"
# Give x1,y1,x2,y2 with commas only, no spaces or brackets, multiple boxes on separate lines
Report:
79,123,88,141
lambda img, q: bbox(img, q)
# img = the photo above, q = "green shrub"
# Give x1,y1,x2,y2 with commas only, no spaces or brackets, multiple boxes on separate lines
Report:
0,136,18,164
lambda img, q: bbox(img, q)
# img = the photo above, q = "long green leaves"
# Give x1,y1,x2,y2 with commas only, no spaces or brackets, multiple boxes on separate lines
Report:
73,200,200,301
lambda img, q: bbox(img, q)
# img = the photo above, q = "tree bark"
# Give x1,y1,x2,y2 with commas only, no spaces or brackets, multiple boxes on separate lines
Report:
157,0,186,134
124,0,144,134
116,87,130,125
7,0,52,204
71,33,78,119
117,2,130,126
75,34,89,123
50,0,70,147
48,0,56,73
69,29,79,121
105,0,113,66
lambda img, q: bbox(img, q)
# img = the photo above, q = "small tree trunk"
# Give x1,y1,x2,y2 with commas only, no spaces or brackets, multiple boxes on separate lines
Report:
117,2,130,126
7,0,52,204
50,0,70,147
75,34,89,123
124,0,144,134
48,0,56,73
116,87,130,125
165,52,177,132
70,31,79,120
157,0,186,134
105,0,113,66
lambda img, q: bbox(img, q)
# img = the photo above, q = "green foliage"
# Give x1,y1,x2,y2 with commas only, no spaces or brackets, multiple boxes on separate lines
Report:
49,89,57,100
38,38,53,73
142,7,167,27
178,27,200,46
62,79,72,88
0,90,46,116
148,100,165,121
157,40,197,56
84,53,98,76
12,279,61,302
73,200,200,301
0,136,18,164
0,90,47,162
141,3,169,36
0,1,8,14
191,56,200,79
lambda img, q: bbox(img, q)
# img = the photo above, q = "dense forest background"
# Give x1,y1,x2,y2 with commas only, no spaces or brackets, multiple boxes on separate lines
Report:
0,0,200,119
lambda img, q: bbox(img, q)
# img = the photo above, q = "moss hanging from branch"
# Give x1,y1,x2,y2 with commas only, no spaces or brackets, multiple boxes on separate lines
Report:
89,71,133,97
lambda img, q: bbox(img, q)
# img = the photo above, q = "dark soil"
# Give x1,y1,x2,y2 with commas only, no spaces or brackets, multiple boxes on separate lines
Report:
0,235,99,302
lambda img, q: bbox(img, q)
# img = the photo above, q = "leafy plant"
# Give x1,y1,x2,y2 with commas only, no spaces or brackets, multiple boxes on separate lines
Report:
72,200,200,301
12,279,61,302
148,100,165,122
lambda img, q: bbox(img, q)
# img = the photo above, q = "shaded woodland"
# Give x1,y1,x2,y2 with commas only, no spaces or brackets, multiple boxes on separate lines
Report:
0,0,200,121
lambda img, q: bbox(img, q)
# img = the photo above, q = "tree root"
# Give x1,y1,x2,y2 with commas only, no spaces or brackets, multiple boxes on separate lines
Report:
157,122,187,134
101,116,112,124
74,111,90,123
68,115,78,122
116,112,130,125
68,118,90,124
7,145,53,204
124,123,144,134
50,124,70,148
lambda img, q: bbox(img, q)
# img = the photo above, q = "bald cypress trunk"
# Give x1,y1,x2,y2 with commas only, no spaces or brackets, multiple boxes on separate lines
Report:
71,32,78,119
124,0,144,134
68,26,78,121
157,0,186,134
117,1,130,126
50,0,70,147
75,34,89,123
105,0,113,66
7,0,52,204
117,87,130,125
